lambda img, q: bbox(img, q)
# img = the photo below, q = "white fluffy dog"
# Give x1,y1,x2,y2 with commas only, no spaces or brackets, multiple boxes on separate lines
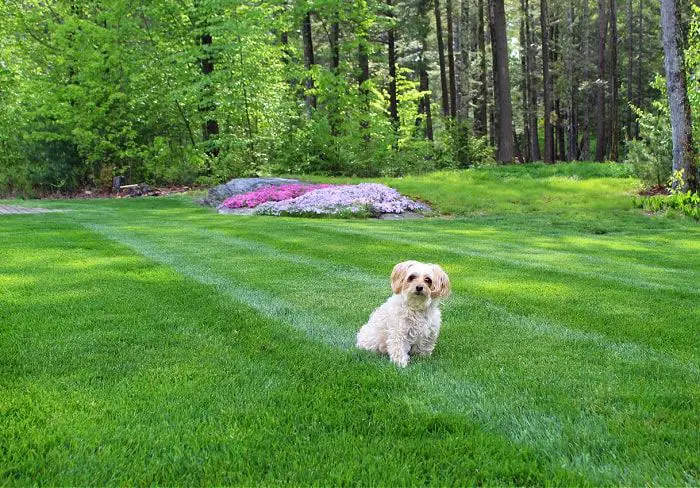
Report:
356,261,450,367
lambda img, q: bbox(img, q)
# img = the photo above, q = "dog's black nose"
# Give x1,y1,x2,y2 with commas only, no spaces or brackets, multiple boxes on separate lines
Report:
416,285,424,292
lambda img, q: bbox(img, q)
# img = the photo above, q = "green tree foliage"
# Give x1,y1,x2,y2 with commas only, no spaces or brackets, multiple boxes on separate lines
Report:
0,0,692,193
625,5,699,189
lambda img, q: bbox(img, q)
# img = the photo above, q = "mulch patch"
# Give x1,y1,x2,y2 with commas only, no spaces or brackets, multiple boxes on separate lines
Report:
638,185,670,196
1,185,199,200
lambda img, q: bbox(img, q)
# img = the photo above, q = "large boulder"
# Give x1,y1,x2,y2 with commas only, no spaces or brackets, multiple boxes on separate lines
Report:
199,177,304,207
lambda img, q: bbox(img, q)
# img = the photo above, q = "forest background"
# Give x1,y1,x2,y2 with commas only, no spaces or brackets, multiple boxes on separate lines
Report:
0,0,697,195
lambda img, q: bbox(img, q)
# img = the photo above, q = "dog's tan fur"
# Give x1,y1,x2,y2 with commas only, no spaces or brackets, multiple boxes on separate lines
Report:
356,261,450,367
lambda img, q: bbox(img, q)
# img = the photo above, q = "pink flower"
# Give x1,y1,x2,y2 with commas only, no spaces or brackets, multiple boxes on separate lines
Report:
218,184,332,209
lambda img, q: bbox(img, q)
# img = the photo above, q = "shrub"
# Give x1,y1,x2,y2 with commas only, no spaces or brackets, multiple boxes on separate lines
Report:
623,76,674,188
633,191,700,220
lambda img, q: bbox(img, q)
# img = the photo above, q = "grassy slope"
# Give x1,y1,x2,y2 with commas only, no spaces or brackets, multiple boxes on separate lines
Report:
1,163,698,485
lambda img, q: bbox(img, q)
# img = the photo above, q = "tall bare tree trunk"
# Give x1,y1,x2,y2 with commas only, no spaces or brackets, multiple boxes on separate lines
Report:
446,0,458,118
635,0,643,139
625,0,634,139
474,0,488,136
387,0,398,128
541,0,554,162
553,24,567,161
660,0,697,192
581,0,591,159
358,31,370,140
455,0,471,164
417,0,434,140
520,0,531,162
457,0,468,121
489,0,514,163
302,11,316,117
434,0,451,116
330,22,340,73
594,0,607,161
568,4,579,160
489,13,499,149
609,0,619,161
200,31,219,161
525,0,541,160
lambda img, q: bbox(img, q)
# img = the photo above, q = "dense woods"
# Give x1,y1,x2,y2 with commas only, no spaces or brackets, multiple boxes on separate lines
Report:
0,0,697,194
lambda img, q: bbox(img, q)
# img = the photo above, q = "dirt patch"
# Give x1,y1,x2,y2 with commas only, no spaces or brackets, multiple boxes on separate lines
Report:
0,205,64,215
638,185,670,196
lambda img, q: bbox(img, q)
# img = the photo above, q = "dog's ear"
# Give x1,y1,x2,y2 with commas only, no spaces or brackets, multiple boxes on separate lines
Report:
430,264,451,298
391,261,419,294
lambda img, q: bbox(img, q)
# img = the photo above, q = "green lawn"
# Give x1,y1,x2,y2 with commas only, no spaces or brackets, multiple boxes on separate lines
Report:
1,163,698,485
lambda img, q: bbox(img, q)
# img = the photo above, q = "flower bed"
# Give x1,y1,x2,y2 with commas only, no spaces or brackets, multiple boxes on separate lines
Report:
218,184,331,209
253,183,429,217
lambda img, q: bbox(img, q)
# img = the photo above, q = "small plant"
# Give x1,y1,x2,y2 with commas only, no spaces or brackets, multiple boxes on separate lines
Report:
623,78,674,188
633,172,700,220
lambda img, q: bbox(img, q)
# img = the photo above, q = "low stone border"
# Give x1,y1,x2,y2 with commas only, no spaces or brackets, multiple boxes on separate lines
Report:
0,205,63,215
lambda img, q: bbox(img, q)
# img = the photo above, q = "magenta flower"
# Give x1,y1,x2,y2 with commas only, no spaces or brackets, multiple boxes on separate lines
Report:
218,184,332,209
254,183,429,216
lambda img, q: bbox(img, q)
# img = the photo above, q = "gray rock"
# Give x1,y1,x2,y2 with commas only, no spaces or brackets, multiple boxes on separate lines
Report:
218,207,255,215
200,177,305,207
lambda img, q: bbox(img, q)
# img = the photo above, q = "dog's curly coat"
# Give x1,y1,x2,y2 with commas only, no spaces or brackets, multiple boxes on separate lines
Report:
356,261,450,367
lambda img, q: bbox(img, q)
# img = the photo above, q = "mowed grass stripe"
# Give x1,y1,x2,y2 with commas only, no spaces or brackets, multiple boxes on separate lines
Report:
82,221,697,485
93,220,698,375
296,222,700,295
81,222,619,482
2,220,589,486
139,219,698,372
84,223,354,350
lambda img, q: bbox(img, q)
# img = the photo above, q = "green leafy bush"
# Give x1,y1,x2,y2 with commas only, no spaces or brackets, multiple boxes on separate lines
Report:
633,191,700,219
623,76,674,188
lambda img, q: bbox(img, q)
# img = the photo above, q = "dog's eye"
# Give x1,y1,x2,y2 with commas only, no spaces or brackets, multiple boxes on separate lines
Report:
425,277,433,285
407,274,416,282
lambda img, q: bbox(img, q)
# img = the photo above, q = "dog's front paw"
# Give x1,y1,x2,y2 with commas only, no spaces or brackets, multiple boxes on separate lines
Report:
391,354,410,368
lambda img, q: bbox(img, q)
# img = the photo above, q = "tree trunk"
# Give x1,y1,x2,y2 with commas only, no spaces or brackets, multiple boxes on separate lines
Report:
594,0,607,161
302,11,316,117
581,0,591,159
525,0,541,160
489,14,499,149
457,0,469,121
330,22,340,73
489,0,514,163
434,0,451,116
358,38,370,138
474,0,488,136
635,0,643,139
660,0,697,192
200,32,219,160
446,0,458,118
625,0,634,139
609,0,619,161
553,24,566,161
417,0,434,140
329,20,340,137
540,0,554,162
455,0,471,165
568,4,578,160
387,0,398,127
419,67,434,140
520,1,531,162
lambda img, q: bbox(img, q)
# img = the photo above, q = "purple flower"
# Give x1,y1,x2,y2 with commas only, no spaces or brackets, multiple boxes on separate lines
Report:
254,183,429,216
218,184,332,209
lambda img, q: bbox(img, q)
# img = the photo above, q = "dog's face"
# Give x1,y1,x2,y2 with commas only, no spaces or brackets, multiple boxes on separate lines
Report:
391,260,450,306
